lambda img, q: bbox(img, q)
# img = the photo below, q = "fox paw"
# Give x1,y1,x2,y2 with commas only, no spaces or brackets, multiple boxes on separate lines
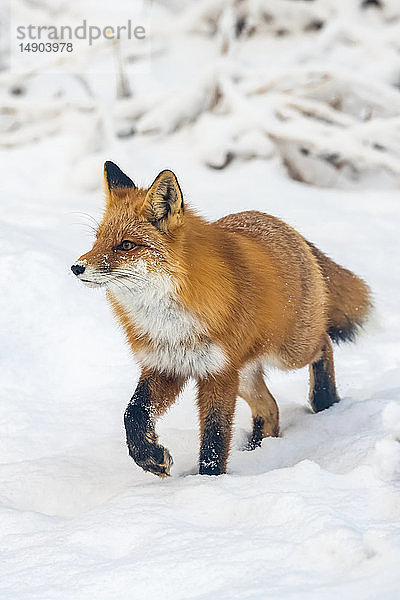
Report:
128,440,173,478
244,417,280,451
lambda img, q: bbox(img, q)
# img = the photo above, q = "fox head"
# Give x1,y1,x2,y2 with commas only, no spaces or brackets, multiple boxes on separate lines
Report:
71,162,186,293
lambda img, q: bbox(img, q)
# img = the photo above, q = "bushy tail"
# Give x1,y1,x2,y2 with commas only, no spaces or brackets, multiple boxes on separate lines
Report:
306,241,372,344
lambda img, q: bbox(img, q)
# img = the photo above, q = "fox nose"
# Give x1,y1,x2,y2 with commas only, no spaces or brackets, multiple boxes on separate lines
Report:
71,264,85,276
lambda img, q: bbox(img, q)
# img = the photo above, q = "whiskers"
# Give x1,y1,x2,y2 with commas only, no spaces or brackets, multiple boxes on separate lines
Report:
80,266,148,299
77,263,151,300
107,268,148,298
70,212,100,238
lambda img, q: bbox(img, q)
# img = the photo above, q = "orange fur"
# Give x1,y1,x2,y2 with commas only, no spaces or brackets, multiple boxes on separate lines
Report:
72,163,372,477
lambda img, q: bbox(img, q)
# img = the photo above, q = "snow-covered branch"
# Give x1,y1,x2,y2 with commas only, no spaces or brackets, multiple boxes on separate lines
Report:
2,0,400,186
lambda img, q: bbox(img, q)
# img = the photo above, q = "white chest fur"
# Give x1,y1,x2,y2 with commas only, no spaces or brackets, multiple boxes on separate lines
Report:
109,270,226,379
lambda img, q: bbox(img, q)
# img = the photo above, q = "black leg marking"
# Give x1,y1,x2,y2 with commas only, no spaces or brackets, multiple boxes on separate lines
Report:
246,416,265,451
124,379,152,453
199,412,227,476
124,379,172,476
310,358,340,413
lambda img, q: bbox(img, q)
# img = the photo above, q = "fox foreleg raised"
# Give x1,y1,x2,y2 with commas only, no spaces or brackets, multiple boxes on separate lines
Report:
124,372,185,478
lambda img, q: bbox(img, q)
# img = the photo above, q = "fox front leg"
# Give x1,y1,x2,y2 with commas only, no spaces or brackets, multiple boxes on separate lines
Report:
124,372,185,478
196,371,238,475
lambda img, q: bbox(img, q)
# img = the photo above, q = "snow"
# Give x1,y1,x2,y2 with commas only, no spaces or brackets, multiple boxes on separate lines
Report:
1,135,399,599
1,0,400,598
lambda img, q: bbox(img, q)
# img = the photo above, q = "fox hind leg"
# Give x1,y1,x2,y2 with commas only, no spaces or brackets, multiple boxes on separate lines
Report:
309,334,340,413
239,362,279,450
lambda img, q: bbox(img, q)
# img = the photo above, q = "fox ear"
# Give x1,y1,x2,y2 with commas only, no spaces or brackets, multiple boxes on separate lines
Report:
104,161,136,199
142,170,184,233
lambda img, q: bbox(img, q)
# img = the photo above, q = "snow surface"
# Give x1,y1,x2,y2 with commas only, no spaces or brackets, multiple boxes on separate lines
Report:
1,135,399,599
1,0,400,598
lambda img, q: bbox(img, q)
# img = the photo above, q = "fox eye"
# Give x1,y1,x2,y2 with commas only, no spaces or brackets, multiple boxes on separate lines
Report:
117,240,136,251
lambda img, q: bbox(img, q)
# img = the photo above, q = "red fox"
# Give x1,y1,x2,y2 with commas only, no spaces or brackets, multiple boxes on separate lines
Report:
71,161,371,477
